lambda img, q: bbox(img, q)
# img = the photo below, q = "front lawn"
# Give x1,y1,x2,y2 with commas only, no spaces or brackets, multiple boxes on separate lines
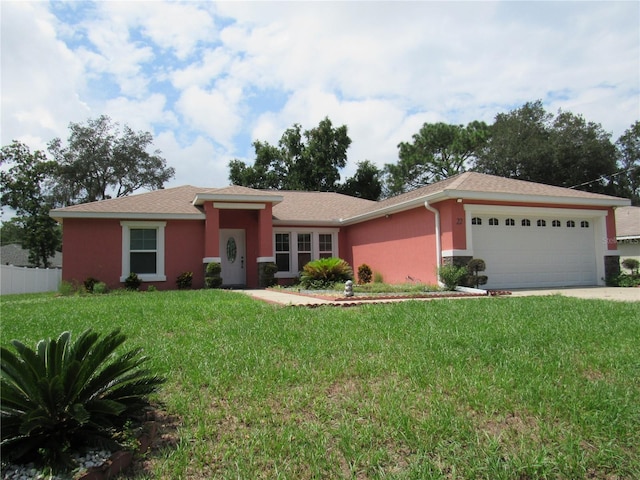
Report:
2,291,639,479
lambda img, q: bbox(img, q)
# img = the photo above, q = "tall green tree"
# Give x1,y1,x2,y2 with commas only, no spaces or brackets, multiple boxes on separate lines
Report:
616,121,640,205
229,117,351,192
338,160,383,200
384,121,490,196
473,101,619,194
0,141,61,267
48,115,175,206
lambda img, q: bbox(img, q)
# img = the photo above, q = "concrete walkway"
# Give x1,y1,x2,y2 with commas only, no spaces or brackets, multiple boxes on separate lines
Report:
509,286,640,302
238,286,640,306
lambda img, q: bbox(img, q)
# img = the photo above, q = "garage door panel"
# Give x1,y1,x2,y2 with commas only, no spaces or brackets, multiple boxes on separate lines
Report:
471,215,596,289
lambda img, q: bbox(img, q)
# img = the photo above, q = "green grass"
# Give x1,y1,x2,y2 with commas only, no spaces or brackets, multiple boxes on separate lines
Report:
2,290,639,479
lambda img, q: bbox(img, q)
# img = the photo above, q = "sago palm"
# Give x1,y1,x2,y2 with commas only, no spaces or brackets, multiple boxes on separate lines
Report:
1,329,165,471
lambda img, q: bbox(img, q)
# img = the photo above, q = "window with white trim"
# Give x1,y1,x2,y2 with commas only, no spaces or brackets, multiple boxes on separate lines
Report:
505,218,515,226
489,218,499,226
275,233,290,272
552,220,561,227
567,220,576,228
580,221,590,228
521,219,531,226
121,221,166,282
274,229,338,275
297,233,312,269
471,217,482,225
537,219,546,227
319,234,333,258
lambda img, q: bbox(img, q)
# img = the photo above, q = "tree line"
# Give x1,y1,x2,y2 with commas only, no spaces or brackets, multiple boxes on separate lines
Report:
230,101,639,204
2,102,638,267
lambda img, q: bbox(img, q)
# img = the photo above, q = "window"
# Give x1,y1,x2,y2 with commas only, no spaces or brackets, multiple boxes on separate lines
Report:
521,219,531,226
297,233,311,269
120,221,166,282
567,220,576,228
552,220,561,227
275,233,290,272
489,218,499,226
130,229,157,274
471,217,482,225
319,234,333,258
580,221,590,228
505,218,515,226
537,219,546,227
274,230,337,275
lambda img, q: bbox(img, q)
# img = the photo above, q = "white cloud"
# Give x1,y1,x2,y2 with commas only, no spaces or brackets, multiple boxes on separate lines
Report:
0,1,89,146
175,84,242,149
155,131,230,188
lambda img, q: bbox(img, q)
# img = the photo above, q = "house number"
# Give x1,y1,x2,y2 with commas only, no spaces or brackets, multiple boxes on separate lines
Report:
456,218,463,225
226,237,237,263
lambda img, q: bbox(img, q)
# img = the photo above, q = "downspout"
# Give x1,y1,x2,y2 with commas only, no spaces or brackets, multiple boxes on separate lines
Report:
424,201,442,286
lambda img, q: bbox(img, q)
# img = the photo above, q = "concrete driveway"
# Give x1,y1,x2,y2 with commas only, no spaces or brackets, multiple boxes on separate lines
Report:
509,286,640,302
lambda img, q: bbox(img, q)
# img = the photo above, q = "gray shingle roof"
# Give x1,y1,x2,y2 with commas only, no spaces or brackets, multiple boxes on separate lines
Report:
50,172,630,225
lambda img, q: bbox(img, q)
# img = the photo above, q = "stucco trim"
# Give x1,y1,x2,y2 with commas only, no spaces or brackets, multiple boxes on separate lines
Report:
463,204,609,218
203,257,222,263
193,193,283,205
442,249,473,257
257,256,276,263
213,202,266,210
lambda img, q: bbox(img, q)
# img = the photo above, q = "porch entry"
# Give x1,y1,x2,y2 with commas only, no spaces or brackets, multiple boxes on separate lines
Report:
219,229,246,286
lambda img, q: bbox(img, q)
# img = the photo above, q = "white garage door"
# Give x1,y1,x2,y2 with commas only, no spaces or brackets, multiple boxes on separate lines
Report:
470,214,597,289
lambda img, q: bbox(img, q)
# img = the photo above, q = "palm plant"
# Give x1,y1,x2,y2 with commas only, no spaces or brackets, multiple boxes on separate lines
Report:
299,257,353,289
1,329,164,472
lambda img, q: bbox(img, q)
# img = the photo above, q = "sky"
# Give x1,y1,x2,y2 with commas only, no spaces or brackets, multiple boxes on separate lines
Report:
1,1,639,191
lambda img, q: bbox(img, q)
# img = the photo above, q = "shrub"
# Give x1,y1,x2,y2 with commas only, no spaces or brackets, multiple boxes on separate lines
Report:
299,257,353,289
621,258,639,275
92,282,109,294
205,262,222,289
147,285,157,292
464,258,488,288
357,264,373,285
608,273,640,287
373,271,384,283
259,262,278,288
438,264,468,291
176,271,193,289
58,281,77,296
124,272,141,291
0,329,164,472
83,277,100,293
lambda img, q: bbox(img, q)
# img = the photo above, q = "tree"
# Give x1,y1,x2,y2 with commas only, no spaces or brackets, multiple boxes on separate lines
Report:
0,219,24,246
473,101,619,194
616,121,640,205
338,160,383,200
384,121,490,196
48,115,175,206
229,117,351,192
0,141,61,267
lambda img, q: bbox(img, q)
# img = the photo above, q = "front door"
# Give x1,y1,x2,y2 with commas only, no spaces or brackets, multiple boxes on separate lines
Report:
219,229,246,286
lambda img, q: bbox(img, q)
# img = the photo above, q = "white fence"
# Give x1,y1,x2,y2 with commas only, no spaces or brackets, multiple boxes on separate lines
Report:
0,264,62,295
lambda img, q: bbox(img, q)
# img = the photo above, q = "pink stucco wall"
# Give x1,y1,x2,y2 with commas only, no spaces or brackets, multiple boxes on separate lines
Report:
61,218,122,288
61,218,206,291
344,207,438,285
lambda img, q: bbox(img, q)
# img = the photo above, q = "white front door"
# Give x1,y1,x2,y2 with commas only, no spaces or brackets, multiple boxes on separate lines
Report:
219,229,246,286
